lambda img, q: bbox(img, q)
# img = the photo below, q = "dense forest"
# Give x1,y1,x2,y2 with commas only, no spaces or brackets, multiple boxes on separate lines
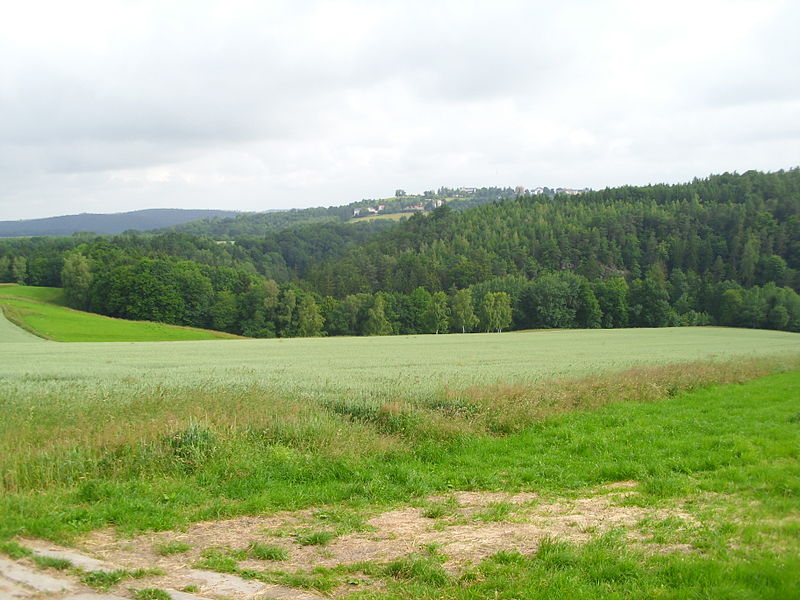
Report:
1,169,799,337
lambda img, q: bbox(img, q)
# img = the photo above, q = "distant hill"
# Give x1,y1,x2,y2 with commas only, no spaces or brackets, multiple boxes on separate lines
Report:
0,209,241,237
164,187,521,237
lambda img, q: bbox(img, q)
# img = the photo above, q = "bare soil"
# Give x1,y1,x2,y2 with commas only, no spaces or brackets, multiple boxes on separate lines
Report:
45,481,699,594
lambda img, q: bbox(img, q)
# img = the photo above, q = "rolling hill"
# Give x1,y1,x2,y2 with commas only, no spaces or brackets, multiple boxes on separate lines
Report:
0,208,241,237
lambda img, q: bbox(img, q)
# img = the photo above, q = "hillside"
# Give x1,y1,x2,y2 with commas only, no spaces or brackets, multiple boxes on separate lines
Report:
1,169,799,339
164,186,520,236
0,285,239,341
0,208,241,237
304,169,800,297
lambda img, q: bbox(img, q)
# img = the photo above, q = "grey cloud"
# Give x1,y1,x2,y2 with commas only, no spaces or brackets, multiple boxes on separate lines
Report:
0,1,798,220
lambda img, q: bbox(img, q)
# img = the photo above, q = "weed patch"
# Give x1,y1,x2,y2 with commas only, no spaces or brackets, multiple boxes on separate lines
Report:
81,569,164,590
154,541,191,556
31,555,71,570
247,542,288,561
0,541,32,559
133,589,170,600
195,548,239,572
385,547,450,587
296,530,335,546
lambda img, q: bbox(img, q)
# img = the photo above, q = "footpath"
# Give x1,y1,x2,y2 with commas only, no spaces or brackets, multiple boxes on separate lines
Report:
0,541,322,600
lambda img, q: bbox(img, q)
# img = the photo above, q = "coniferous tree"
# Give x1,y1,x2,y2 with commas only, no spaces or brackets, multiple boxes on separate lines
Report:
630,266,673,327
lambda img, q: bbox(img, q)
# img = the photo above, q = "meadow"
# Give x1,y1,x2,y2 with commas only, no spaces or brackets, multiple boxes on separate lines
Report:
0,285,237,342
1,312,800,598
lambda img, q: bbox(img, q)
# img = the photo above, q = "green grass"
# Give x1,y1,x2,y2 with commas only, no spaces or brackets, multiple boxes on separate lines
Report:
1,366,798,540
195,548,239,572
474,501,514,522
384,545,449,587
154,540,191,556
2,325,798,396
1,327,797,501
0,285,239,342
0,540,32,559
0,283,66,303
422,496,460,519
80,568,162,590
32,555,72,570
134,590,170,600
247,542,289,561
359,534,800,600
0,322,799,597
296,530,335,546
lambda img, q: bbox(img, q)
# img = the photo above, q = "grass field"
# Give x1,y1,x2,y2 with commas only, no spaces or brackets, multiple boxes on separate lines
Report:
0,285,239,342
1,327,798,503
2,368,799,598
1,309,799,598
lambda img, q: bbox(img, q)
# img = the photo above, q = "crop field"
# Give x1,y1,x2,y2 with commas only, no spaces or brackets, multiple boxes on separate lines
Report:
1,317,800,598
3,324,799,398
0,285,238,342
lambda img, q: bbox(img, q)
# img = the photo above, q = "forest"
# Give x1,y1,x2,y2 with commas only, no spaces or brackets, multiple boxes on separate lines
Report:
1,168,799,337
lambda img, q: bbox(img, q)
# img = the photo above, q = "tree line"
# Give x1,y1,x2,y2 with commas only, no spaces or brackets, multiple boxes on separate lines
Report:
1,168,799,336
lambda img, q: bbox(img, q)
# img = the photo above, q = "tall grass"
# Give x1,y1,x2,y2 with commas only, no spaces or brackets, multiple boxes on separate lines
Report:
1,325,799,541
2,354,798,496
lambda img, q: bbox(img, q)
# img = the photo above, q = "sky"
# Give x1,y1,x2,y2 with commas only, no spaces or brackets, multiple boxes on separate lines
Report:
1,0,799,221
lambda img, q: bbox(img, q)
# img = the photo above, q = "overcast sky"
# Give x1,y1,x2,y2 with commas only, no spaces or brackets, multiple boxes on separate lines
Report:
1,0,798,220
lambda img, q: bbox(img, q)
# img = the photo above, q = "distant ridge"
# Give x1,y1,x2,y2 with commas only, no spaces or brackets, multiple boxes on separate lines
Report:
0,208,242,237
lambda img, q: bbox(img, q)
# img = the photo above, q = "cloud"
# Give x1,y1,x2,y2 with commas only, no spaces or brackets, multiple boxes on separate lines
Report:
0,0,798,220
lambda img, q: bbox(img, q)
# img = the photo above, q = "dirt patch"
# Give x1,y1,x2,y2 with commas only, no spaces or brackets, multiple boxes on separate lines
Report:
78,510,315,577
74,482,697,588
6,483,705,598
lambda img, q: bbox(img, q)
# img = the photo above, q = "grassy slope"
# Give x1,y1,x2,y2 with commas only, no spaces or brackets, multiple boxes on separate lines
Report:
0,283,65,303
0,285,238,342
